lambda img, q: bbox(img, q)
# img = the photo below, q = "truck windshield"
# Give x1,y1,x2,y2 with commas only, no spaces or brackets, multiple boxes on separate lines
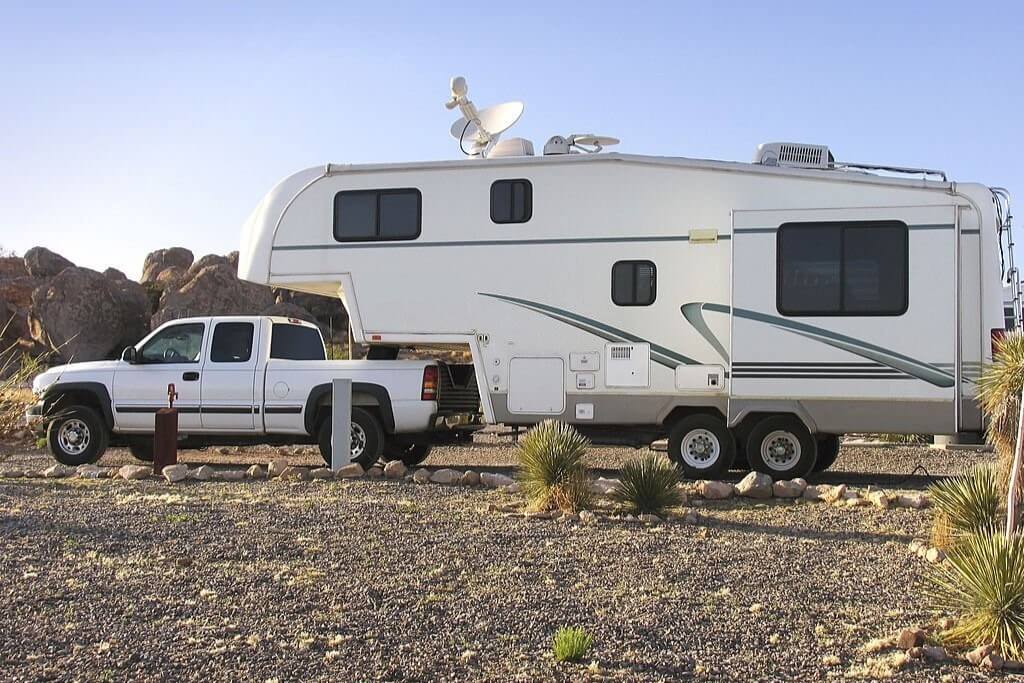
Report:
270,324,326,361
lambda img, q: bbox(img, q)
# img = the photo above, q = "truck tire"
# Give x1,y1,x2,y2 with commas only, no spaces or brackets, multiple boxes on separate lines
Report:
667,414,735,479
127,437,155,462
46,405,109,466
384,441,433,466
318,407,382,468
812,434,841,473
745,415,817,479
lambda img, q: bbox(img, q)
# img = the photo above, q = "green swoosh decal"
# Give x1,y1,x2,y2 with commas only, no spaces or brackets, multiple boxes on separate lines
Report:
681,302,729,363
480,293,697,367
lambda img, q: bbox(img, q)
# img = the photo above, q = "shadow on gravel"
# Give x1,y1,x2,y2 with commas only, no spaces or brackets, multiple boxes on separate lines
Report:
704,515,911,546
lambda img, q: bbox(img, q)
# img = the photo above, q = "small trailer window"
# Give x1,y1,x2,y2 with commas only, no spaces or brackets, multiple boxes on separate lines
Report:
490,179,532,223
612,261,657,306
334,189,421,242
777,221,908,316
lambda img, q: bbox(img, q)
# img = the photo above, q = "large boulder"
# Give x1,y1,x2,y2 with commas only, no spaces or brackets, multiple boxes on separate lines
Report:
183,253,233,281
275,289,348,329
0,257,28,280
23,247,74,278
28,267,150,362
152,263,275,327
141,247,194,284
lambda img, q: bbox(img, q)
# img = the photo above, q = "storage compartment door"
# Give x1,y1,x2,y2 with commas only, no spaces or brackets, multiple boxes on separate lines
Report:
508,357,565,414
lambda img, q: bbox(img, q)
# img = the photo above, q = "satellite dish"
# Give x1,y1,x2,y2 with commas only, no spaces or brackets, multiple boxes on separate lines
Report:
445,76,524,158
572,134,620,148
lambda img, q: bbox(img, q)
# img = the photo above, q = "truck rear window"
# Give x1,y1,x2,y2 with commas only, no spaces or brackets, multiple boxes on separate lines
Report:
270,324,326,361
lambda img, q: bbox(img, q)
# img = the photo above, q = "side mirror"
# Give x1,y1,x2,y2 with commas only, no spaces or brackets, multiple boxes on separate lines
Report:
121,347,137,364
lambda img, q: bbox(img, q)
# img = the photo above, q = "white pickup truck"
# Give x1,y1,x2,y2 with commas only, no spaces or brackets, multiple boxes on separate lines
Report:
28,315,481,467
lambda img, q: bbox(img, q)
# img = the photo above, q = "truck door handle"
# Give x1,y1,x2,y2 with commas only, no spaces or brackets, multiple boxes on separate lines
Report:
182,372,199,381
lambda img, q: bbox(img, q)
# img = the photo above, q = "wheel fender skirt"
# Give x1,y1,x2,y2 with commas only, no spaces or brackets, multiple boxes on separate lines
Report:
40,382,115,430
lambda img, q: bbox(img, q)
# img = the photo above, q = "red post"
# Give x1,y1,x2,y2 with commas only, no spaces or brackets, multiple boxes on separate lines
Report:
153,383,178,475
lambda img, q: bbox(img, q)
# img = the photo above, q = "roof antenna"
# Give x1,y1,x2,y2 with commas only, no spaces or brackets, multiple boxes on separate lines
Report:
445,76,524,158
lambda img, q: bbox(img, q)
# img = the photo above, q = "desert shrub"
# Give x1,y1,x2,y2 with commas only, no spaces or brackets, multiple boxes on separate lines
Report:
613,454,683,515
0,328,50,442
552,626,593,663
925,531,1024,660
978,330,1024,494
517,420,592,513
928,465,1001,549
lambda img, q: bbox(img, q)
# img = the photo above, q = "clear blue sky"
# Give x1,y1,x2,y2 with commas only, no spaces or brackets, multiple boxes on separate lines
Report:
1,1,1021,279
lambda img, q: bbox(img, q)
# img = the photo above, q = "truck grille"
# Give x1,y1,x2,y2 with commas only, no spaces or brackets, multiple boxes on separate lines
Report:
437,364,481,414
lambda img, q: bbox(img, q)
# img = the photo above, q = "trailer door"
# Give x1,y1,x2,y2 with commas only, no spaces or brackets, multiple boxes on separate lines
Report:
730,205,958,435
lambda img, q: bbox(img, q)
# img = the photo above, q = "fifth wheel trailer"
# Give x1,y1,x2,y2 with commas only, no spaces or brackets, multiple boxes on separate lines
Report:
238,134,1014,479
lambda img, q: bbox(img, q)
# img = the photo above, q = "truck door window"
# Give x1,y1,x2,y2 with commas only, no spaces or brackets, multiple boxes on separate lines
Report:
139,323,205,364
210,322,255,363
270,324,326,361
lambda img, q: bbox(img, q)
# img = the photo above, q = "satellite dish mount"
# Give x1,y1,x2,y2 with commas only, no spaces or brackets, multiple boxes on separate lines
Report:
446,76,523,158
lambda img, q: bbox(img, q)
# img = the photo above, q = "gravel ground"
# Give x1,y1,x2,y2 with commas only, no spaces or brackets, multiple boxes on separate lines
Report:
0,439,1009,682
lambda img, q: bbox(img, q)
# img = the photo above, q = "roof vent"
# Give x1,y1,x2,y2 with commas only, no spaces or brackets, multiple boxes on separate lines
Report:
754,142,833,169
488,137,534,158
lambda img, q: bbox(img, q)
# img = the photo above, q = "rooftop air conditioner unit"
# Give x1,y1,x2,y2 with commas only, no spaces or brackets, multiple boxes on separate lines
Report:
754,142,833,169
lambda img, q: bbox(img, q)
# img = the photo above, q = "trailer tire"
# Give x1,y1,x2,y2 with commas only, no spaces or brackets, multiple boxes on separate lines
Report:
317,407,382,468
667,414,735,479
812,434,841,473
746,416,817,479
46,405,109,466
127,437,155,462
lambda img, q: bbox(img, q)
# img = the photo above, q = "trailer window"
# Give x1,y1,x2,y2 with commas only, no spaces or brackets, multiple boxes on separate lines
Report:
210,322,254,363
490,179,532,224
334,189,421,242
270,324,326,361
612,261,657,306
777,221,908,316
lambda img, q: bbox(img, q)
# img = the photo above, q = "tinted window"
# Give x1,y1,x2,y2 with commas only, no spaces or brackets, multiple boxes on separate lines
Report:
611,261,657,306
333,189,420,242
140,323,205,364
491,179,532,223
210,322,254,363
778,221,908,316
270,324,326,361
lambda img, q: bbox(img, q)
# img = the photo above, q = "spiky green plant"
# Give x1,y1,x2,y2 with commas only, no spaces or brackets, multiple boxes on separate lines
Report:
516,420,592,513
612,454,683,515
925,531,1024,660
928,465,1001,549
978,330,1024,495
552,626,594,663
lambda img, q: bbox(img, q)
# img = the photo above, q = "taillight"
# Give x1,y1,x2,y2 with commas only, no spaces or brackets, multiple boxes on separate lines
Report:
421,365,438,401
993,328,1008,356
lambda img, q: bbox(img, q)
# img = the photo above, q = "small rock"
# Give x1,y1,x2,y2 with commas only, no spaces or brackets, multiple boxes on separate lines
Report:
802,484,825,501
772,480,804,498
365,466,384,479
822,484,847,504
412,468,432,484
246,465,266,479
162,463,189,483
921,645,946,662
42,464,73,478
967,644,997,666
117,465,151,480
982,653,1005,670
383,460,407,479
217,447,232,455
525,510,552,520
579,510,598,524
869,491,893,509
0,467,24,478
430,468,462,485
280,466,312,482
75,464,103,479
310,467,334,480
936,617,955,631
335,463,364,479
638,513,662,524
481,472,515,489
699,480,734,500
926,547,946,564
909,539,925,554
189,465,213,481
896,627,926,650
907,646,924,659
736,471,773,499
896,493,930,509
267,458,289,478
589,477,620,496
459,470,481,486
212,469,245,482
683,509,700,523
502,482,521,494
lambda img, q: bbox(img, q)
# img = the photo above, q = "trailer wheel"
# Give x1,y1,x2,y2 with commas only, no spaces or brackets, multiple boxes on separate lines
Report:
46,405,109,466
317,407,383,468
812,434,841,472
746,416,817,479
667,414,735,479
127,437,154,462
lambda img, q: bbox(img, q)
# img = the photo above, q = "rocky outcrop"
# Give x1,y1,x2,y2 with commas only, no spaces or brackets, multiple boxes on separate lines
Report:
141,247,194,284
0,257,27,280
24,247,73,278
261,301,317,322
152,262,275,327
29,266,150,362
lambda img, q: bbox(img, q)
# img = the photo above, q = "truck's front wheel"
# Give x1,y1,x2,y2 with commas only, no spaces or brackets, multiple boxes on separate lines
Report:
317,407,383,468
47,406,109,466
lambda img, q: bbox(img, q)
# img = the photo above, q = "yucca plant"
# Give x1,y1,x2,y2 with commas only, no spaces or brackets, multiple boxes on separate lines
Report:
925,531,1024,660
516,420,592,513
552,626,593,663
612,454,683,516
928,465,1001,549
978,330,1024,496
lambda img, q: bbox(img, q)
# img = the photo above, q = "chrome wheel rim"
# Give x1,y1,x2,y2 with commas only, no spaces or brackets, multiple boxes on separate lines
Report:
761,430,800,472
57,419,90,456
680,429,721,469
350,422,367,458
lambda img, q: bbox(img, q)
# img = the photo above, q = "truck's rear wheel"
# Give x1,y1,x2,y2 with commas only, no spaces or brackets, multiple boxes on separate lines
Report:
384,441,433,466
317,407,382,468
47,406,109,466
746,416,817,479
812,434,841,472
667,414,735,479
127,437,154,462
